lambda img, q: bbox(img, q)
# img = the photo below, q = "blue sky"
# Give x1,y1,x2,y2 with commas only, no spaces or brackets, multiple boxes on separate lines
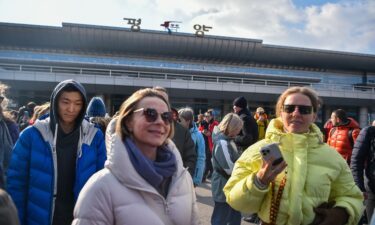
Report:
0,0,374,55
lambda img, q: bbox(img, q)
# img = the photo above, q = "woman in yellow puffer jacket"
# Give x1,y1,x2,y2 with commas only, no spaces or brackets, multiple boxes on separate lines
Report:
254,107,269,140
224,87,363,225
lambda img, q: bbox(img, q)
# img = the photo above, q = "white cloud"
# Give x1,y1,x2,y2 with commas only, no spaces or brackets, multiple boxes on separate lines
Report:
0,0,374,54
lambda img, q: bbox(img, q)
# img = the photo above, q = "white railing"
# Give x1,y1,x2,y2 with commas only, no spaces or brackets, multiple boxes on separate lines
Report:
0,62,374,93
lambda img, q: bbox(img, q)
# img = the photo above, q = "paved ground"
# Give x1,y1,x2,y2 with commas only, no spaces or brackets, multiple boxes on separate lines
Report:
196,181,368,225
195,180,254,225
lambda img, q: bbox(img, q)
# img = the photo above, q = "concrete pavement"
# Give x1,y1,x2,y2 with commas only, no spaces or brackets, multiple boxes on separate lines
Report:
195,180,255,225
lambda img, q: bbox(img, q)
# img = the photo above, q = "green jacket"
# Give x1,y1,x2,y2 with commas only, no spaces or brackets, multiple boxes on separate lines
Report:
224,118,363,225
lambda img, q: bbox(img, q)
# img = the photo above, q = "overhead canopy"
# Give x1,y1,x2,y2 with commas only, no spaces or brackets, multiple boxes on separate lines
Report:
0,22,375,72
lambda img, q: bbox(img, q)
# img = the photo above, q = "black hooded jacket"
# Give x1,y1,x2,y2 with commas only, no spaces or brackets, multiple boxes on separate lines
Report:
49,79,88,225
234,108,259,150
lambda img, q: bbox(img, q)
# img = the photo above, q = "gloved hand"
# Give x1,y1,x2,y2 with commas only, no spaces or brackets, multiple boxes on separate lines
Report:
309,201,349,225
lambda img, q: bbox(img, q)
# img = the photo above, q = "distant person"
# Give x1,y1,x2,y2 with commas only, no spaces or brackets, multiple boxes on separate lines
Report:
254,107,269,140
211,113,243,225
72,88,199,225
28,102,50,125
0,92,14,188
323,119,333,143
202,109,219,181
7,79,106,225
197,113,211,183
178,107,206,186
232,96,258,152
196,113,205,128
351,123,375,222
86,96,111,134
327,109,361,164
224,86,363,225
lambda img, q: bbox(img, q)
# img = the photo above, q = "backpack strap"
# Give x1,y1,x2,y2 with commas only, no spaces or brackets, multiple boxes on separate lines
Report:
348,128,354,148
329,127,336,139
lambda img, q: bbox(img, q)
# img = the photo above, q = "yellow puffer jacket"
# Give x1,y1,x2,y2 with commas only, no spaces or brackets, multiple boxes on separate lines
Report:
224,118,363,225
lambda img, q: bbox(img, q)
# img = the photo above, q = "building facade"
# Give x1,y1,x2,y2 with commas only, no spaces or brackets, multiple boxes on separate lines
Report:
1,22,375,128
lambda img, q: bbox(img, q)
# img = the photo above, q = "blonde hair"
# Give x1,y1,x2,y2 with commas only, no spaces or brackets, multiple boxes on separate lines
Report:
218,113,243,136
30,102,50,122
115,88,174,143
275,86,321,117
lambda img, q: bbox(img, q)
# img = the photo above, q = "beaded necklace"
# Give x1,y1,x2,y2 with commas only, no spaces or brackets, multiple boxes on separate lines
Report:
269,170,287,225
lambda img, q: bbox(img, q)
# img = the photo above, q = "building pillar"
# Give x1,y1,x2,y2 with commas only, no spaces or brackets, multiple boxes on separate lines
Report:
359,107,369,128
103,94,112,116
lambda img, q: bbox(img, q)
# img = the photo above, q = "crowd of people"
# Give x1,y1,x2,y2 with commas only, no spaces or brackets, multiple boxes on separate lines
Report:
0,79,374,225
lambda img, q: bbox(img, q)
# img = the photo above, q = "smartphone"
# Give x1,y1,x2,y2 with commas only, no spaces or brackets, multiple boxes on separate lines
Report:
260,143,284,166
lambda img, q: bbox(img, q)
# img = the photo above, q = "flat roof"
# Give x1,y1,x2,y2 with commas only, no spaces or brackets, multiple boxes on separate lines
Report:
1,22,375,72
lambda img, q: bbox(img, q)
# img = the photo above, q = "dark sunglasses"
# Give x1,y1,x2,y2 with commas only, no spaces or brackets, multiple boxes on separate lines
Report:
283,105,313,115
133,108,173,125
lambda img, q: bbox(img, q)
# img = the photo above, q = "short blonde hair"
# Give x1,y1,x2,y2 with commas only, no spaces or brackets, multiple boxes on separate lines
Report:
115,88,174,143
218,113,243,136
275,86,322,117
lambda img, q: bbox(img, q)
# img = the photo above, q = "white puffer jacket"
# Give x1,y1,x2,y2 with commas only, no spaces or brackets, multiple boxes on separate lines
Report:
72,134,200,225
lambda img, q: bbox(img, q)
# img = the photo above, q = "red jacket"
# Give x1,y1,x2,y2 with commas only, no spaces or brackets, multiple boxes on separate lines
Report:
207,120,219,152
327,118,360,164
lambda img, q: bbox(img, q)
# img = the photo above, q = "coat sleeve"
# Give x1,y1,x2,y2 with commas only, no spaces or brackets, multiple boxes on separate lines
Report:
330,159,364,225
213,140,237,175
234,115,258,148
350,127,371,192
183,129,197,177
95,130,107,171
72,173,113,225
223,143,269,213
6,128,34,225
193,132,206,185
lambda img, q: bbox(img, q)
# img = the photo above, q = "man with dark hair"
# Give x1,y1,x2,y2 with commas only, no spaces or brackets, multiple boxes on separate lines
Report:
7,79,106,225
232,96,259,223
232,96,258,152
327,109,360,164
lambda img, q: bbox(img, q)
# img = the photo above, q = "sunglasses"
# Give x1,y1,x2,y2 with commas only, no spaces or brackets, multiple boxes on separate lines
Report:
133,108,173,125
283,105,313,115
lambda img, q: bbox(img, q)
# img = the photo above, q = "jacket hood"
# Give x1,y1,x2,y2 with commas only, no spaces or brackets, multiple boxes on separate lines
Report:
266,117,324,145
212,126,230,143
105,134,186,189
237,108,251,116
49,79,87,134
86,97,106,117
189,123,199,134
336,117,360,129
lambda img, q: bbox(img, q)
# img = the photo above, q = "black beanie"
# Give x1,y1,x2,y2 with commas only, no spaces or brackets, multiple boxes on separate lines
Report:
233,96,247,109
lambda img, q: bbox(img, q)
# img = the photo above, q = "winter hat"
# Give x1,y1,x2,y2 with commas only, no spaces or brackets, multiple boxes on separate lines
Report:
86,97,106,117
233,96,247,109
256,107,265,113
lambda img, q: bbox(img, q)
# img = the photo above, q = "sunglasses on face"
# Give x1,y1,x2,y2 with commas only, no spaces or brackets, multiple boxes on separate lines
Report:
133,108,173,125
283,104,314,115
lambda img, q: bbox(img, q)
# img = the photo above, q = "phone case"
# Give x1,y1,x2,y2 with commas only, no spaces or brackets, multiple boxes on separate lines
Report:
260,143,284,166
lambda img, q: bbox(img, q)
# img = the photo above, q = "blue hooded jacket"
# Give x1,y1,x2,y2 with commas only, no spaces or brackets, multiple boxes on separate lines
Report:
190,123,206,185
7,79,106,225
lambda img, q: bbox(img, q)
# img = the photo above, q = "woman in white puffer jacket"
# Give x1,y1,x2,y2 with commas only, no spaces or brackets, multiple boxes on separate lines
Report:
72,88,199,225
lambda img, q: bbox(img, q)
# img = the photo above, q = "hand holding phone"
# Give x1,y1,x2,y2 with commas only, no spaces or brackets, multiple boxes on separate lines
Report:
260,143,284,167
256,143,287,186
